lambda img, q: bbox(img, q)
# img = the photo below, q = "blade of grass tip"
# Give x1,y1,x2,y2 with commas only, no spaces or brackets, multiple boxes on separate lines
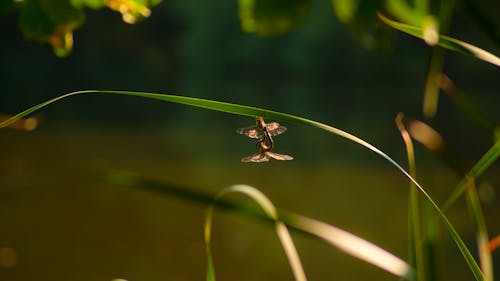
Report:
205,185,307,281
396,113,425,281
108,171,414,278
442,140,500,210
465,177,494,281
377,13,500,67
1,90,486,279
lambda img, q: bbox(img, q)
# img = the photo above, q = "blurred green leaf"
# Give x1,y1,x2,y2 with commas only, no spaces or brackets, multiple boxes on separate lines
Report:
386,0,422,26
39,0,85,24
19,0,56,40
7,0,161,56
378,13,500,66
331,0,358,24
17,0,84,57
331,0,392,49
70,0,105,9
238,0,311,35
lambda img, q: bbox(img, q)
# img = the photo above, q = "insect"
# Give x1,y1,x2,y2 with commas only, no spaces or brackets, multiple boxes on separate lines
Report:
236,117,287,139
238,117,293,162
241,149,294,162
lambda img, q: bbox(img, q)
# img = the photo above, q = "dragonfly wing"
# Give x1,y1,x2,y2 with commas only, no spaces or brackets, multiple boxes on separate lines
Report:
265,122,287,136
241,153,270,162
269,126,286,136
266,152,293,161
266,122,280,131
236,126,263,139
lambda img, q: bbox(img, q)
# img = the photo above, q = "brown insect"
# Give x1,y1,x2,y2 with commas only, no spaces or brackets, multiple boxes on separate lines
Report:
238,117,293,162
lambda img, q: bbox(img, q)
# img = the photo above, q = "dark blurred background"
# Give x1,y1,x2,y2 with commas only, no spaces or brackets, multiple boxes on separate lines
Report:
1,0,499,280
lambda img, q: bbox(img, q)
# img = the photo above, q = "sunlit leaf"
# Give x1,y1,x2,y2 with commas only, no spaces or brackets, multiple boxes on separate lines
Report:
378,13,500,66
238,0,311,35
105,0,152,24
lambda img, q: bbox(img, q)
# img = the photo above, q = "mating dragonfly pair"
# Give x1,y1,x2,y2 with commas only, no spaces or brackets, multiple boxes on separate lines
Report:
237,117,293,162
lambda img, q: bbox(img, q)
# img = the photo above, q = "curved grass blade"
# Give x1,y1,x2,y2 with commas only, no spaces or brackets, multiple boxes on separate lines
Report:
205,184,307,281
396,113,425,281
378,13,500,67
0,90,486,280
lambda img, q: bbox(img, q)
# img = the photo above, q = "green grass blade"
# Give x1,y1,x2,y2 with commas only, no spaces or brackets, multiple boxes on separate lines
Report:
1,90,486,280
443,140,500,210
396,113,425,281
465,177,494,281
205,184,307,281
378,13,500,66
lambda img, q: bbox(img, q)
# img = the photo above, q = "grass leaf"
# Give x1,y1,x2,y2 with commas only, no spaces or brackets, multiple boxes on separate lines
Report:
378,13,500,67
396,113,425,281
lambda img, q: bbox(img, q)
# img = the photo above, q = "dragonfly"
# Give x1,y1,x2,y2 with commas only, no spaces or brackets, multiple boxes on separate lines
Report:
236,117,287,139
238,117,293,162
241,139,293,162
